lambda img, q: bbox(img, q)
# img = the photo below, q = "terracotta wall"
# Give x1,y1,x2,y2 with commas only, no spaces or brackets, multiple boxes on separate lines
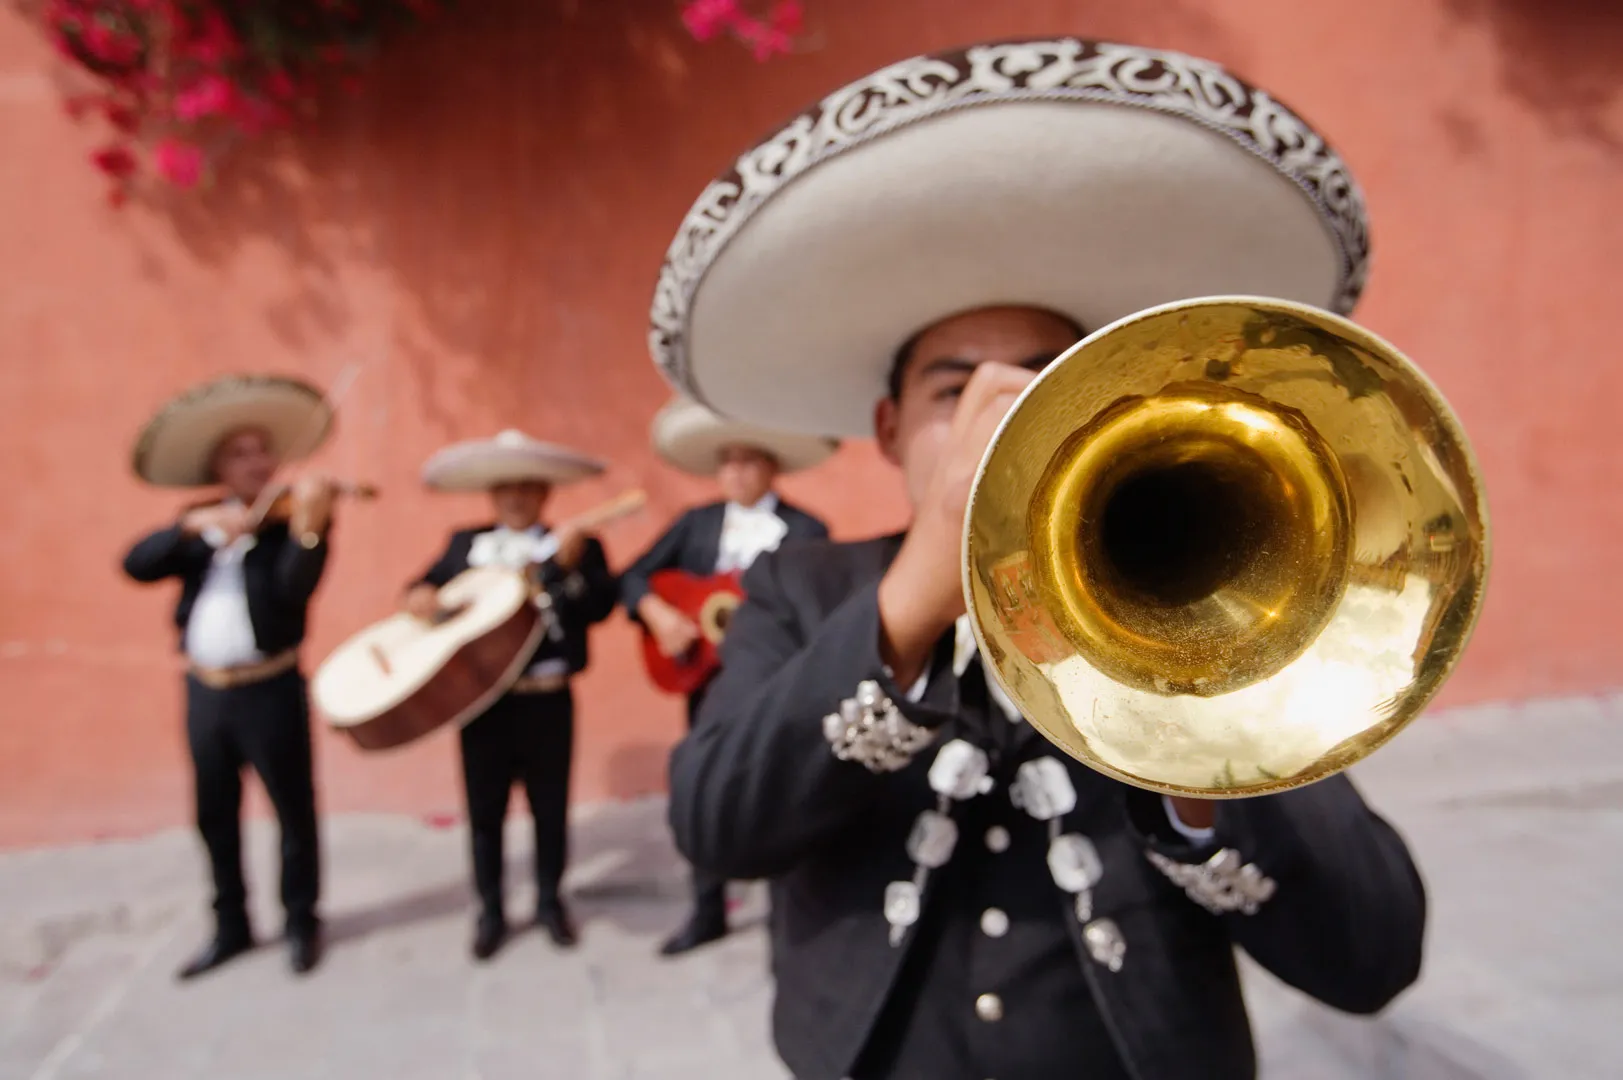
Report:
2,0,1619,848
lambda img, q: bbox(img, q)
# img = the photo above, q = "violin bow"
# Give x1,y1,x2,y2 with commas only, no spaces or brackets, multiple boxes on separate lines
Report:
245,361,367,530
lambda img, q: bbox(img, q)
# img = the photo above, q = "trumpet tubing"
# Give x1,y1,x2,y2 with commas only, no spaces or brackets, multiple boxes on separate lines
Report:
964,297,1489,799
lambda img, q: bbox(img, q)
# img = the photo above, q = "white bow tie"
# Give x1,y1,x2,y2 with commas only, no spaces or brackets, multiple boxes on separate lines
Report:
469,529,557,570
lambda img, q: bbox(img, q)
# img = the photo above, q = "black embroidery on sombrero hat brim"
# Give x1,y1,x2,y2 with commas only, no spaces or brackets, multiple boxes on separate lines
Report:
648,38,1370,411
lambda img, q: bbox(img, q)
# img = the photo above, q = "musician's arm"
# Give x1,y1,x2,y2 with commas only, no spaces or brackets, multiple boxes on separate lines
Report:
618,511,693,622
412,534,466,590
122,523,210,583
272,527,330,605
1126,779,1426,1014
669,552,952,881
540,538,617,626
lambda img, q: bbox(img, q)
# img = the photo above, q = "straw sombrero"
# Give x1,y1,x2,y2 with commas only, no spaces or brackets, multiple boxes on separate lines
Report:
648,38,1369,436
131,374,331,488
651,396,838,477
421,430,606,492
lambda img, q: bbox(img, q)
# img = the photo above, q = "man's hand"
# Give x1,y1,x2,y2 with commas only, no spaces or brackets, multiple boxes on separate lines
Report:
550,523,587,571
181,503,253,545
876,363,1037,687
403,584,441,622
289,475,338,539
638,595,701,659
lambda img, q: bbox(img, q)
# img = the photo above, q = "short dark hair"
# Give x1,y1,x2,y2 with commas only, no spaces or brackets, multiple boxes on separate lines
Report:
885,310,1087,400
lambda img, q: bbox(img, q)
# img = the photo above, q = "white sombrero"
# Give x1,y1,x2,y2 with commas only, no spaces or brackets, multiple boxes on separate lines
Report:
421,429,606,492
131,374,331,488
651,396,838,476
649,38,1370,436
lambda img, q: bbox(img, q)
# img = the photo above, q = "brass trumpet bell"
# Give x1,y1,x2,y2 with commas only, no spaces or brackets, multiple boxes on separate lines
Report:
964,297,1490,798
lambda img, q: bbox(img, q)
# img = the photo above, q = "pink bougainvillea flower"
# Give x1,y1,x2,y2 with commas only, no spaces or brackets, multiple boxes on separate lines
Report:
738,18,793,62
173,73,233,120
103,101,140,133
91,144,137,179
768,0,803,36
264,70,298,101
153,138,204,187
681,0,742,42
81,22,143,67
226,94,291,135
176,11,242,65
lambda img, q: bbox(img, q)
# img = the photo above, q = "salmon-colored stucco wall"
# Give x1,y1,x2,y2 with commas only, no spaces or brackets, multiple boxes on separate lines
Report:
2,0,1619,848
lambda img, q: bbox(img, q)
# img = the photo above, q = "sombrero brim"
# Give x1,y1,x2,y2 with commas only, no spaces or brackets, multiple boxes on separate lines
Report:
421,439,606,492
649,38,1369,437
651,398,838,476
131,374,330,488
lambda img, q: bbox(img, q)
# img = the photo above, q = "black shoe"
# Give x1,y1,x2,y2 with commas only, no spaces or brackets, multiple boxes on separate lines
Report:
472,911,507,961
288,923,323,975
659,911,727,957
176,930,254,981
535,901,577,948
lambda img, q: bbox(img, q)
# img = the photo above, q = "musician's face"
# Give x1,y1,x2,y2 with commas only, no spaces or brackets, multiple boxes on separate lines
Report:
874,306,1082,508
210,427,278,501
491,481,550,528
716,445,779,507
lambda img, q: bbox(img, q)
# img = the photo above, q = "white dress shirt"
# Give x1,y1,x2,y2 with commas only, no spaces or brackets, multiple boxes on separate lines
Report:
466,524,567,679
900,616,1215,843
184,520,265,669
715,494,789,574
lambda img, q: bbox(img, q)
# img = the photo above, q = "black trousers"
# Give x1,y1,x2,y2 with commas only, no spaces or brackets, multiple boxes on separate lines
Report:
686,684,727,923
459,687,574,917
185,669,320,936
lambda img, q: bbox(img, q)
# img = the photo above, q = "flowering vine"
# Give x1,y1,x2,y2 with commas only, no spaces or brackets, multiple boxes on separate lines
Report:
41,0,806,205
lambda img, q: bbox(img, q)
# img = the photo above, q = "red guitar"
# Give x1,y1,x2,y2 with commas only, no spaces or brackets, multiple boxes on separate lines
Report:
639,569,746,695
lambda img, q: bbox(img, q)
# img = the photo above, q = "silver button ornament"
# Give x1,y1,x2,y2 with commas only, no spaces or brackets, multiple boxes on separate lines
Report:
1083,918,1126,972
1047,833,1104,893
884,880,921,946
1009,757,1077,820
928,739,993,800
906,809,959,869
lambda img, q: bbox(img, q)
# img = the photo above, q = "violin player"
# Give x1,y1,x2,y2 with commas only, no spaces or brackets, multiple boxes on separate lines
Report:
122,374,343,980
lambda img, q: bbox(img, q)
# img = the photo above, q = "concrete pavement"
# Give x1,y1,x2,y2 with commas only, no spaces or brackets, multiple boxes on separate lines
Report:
3,692,1620,1079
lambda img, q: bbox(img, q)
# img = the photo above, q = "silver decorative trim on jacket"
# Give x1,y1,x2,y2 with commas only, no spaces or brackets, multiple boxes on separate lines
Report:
1146,847,1278,915
823,680,935,773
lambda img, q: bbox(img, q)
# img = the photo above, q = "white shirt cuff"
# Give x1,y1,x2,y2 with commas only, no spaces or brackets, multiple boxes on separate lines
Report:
879,663,932,704
1162,795,1217,844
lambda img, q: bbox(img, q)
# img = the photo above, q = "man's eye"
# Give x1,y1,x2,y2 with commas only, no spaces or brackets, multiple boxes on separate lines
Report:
936,384,967,402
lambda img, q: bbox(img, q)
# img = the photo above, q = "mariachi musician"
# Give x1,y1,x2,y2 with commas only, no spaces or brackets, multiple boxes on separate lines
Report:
401,430,619,961
650,40,1427,1080
619,395,834,956
121,374,343,980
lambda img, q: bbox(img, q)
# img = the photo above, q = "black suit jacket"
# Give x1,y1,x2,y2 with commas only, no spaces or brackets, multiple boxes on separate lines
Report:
122,519,329,656
619,497,828,617
411,524,618,676
669,534,1426,1080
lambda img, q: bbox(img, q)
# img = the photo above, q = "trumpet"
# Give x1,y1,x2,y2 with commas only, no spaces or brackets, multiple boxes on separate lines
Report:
963,297,1490,798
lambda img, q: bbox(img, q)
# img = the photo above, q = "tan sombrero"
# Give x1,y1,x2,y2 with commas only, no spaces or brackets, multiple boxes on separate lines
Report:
421,429,606,492
131,374,331,488
651,396,838,477
648,38,1370,436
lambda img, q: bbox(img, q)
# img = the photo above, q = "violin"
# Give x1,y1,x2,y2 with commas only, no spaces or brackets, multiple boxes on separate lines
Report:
254,480,379,524
183,479,379,545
